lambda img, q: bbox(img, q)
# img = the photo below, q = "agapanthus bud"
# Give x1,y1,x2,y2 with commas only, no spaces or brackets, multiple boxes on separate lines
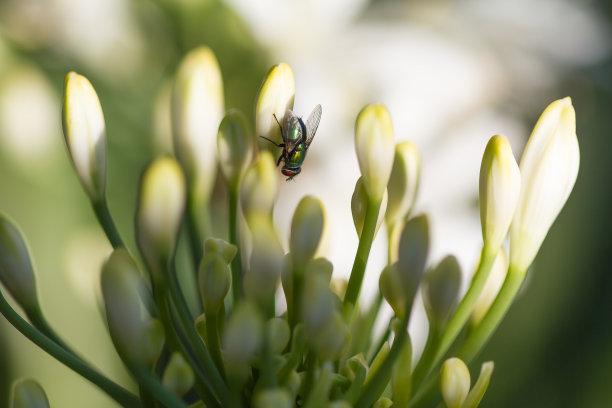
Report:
510,97,580,272
472,249,508,326
354,104,395,202
290,196,325,265
422,255,461,329
396,215,430,302
309,311,350,362
136,157,186,277
203,238,237,264
199,252,231,315
351,177,387,238
440,357,471,408
265,317,290,354
462,361,494,408
217,109,253,190
386,141,420,227
302,273,336,335
254,389,293,408
162,352,194,397
171,46,224,206
62,72,106,202
479,135,521,252
223,301,263,366
11,379,49,408
0,215,40,314
379,264,406,319
240,151,278,219
255,62,295,147
305,257,334,283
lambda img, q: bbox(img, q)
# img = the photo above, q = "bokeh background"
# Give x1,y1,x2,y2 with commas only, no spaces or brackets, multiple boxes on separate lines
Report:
0,0,610,406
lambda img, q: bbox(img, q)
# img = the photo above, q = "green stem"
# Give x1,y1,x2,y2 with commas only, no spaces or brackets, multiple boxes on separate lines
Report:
187,197,204,269
0,289,141,408
288,263,304,330
27,308,76,355
92,199,124,248
204,311,226,378
132,366,187,408
343,197,382,322
410,322,441,389
228,187,243,306
367,318,392,365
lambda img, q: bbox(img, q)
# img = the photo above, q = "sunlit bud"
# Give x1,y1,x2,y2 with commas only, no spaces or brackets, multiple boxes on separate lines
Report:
351,177,387,238
240,151,278,219
386,141,420,227
354,104,395,202
440,357,471,408
162,353,194,397
171,46,223,206
11,379,49,408
254,389,293,408
203,238,237,264
373,397,393,408
0,215,40,314
199,252,231,315
223,301,263,366
136,157,186,278
472,249,508,326
62,72,106,202
479,135,521,252
255,63,295,148
422,255,461,329
396,215,430,302
290,196,325,265
217,110,253,190
510,97,580,272
462,361,494,408
265,317,290,354
392,336,413,408
379,264,406,319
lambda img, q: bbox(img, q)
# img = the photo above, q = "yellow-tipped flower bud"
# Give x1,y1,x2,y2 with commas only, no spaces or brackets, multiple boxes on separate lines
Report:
510,97,580,272
203,237,237,264
422,255,461,329
240,151,278,219
217,109,253,190
354,104,395,202
254,389,293,408
386,141,420,227
136,157,186,277
0,215,40,314
290,196,325,265
162,352,195,397
396,215,430,301
171,46,224,206
11,379,49,408
479,135,521,252
472,249,507,326
62,72,106,202
462,361,494,408
351,177,387,238
440,357,471,408
255,62,295,148
199,252,231,315
265,317,290,355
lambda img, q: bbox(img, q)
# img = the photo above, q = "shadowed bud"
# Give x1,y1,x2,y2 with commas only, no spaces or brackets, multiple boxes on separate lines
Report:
0,215,40,314
379,264,406,319
162,352,194,397
510,97,580,272
472,249,508,326
199,252,231,315
254,389,293,408
11,379,49,408
290,196,325,265
171,46,223,206
223,301,263,366
136,157,186,278
218,110,253,190
422,255,461,329
479,135,521,252
354,104,395,202
440,357,471,408
305,257,334,283
255,62,295,148
203,238,237,264
62,72,106,202
310,311,350,362
392,336,413,408
240,151,278,219
351,177,387,238
396,215,430,303
386,141,420,227
265,317,290,354
462,361,494,408
302,273,336,335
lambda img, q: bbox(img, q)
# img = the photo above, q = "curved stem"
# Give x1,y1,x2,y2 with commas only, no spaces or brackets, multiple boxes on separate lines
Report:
228,187,243,306
92,199,124,249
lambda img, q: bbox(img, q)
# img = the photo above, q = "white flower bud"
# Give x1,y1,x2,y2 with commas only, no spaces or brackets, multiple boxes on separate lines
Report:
440,357,471,408
255,63,295,147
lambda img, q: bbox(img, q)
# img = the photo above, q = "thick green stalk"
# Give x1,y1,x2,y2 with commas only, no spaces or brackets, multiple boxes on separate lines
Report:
204,311,226,378
0,289,141,408
92,199,124,248
228,187,243,305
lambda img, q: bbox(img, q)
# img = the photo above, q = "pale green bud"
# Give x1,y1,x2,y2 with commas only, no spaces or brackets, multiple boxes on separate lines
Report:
11,379,49,408
162,352,195,397
0,215,40,314
203,237,237,264
472,249,507,326
462,361,494,408
290,196,325,265
379,264,406,319
302,273,336,334
171,46,223,206
253,389,293,408
62,72,106,202
310,311,350,362
265,317,290,354
136,157,186,277
479,135,521,252
351,177,387,238
255,62,295,148
354,104,395,202
217,109,253,190
392,336,413,408
223,301,263,366
305,257,334,283
396,215,430,302
386,141,420,227
440,357,471,408
286,370,302,398
372,397,393,408
240,151,278,219
510,97,580,272
329,277,347,300
422,255,461,329
199,252,231,314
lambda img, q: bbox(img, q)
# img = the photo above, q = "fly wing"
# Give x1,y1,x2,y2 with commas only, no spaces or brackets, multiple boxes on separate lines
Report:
282,109,303,153
305,104,322,148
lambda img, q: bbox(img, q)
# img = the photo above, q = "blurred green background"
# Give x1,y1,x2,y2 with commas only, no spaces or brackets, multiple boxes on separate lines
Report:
0,0,610,406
